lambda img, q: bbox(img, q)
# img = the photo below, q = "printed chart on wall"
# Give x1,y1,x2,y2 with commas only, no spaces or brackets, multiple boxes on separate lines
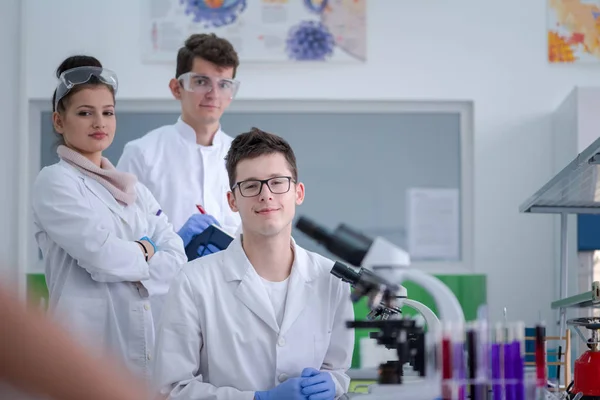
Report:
547,0,600,63
406,188,460,262
141,0,367,63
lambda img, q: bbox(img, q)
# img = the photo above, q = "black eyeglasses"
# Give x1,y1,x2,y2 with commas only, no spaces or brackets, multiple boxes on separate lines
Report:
232,176,295,198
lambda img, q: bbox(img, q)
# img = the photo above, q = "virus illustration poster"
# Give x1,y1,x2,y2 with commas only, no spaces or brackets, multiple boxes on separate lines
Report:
141,0,366,63
547,0,600,63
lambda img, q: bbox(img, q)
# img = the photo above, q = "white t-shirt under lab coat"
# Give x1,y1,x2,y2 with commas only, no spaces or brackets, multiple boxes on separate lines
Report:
153,236,355,399
117,117,241,235
260,276,290,328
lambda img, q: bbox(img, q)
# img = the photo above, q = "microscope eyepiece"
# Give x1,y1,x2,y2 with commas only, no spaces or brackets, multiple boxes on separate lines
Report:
331,261,360,285
295,216,372,266
295,216,332,246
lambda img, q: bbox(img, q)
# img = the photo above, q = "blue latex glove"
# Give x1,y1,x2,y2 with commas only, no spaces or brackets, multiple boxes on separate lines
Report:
255,377,305,400
300,368,336,400
197,243,220,257
177,214,220,247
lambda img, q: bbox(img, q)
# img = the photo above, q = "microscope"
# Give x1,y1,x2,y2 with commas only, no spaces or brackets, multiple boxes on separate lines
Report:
296,216,466,399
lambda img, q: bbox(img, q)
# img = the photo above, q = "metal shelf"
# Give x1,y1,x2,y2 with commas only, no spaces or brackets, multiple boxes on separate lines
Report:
520,135,600,336
551,282,600,309
520,135,600,214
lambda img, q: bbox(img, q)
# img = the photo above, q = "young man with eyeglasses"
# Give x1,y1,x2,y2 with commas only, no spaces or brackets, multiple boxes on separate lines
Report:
117,33,241,258
153,128,355,400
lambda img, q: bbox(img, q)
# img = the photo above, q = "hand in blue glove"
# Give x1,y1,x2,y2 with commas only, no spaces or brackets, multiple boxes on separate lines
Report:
300,368,336,400
177,214,220,247
197,243,221,257
254,377,305,400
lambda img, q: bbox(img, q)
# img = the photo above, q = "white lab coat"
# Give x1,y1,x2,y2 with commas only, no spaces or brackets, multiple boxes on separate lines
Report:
31,160,188,379
117,117,241,235
153,236,355,400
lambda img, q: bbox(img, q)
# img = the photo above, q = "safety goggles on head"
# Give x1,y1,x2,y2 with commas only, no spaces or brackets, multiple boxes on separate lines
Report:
177,72,240,99
54,66,119,110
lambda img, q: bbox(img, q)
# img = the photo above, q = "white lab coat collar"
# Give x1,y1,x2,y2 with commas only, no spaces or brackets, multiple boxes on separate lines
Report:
223,236,316,334
174,116,225,147
58,159,130,222
222,235,315,283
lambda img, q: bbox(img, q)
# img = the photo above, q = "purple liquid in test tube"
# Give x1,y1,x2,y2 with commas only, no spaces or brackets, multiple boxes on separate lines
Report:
504,324,515,400
492,323,503,400
453,323,466,400
513,322,525,400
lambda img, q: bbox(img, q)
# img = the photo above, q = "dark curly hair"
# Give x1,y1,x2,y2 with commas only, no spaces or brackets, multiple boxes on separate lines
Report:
176,33,240,78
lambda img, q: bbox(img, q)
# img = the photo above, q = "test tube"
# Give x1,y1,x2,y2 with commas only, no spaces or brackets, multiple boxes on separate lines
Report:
453,322,466,400
467,322,486,400
535,324,546,389
491,323,504,400
504,323,515,400
513,322,525,400
441,322,453,400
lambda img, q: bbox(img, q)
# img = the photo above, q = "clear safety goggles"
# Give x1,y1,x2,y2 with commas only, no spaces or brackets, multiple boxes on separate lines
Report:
177,72,240,99
54,66,119,110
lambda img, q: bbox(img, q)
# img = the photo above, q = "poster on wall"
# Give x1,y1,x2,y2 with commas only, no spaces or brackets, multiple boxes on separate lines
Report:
141,0,367,63
547,0,600,63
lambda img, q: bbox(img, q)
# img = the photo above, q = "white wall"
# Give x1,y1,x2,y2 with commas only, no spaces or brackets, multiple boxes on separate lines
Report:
0,0,21,285
18,0,600,326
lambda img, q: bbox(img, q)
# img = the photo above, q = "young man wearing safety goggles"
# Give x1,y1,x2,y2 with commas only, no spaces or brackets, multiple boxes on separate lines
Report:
117,33,242,259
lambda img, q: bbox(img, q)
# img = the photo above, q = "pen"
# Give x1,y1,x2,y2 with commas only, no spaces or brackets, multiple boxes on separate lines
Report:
156,209,162,216
196,204,206,214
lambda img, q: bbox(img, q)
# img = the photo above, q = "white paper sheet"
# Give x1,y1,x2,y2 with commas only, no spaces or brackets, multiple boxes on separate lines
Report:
407,188,460,261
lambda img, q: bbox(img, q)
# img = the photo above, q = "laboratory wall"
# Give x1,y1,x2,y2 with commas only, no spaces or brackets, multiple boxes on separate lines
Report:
0,0,21,284
8,0,600,326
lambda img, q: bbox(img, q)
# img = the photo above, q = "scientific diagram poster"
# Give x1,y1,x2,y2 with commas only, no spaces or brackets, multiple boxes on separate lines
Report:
141,0,367,63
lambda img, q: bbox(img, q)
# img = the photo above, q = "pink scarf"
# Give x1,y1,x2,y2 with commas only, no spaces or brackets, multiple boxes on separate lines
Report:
57,145,138,206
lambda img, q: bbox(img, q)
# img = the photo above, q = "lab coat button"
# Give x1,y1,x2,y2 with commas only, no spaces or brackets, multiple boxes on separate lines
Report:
277,337,285,347
278,373,288,382
144,304,150,311
147,353,152,360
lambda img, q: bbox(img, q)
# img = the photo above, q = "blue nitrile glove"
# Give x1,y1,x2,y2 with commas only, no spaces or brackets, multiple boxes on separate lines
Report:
254,377,305,400
197,243,220,257
177,214,220,247
300,368,336,400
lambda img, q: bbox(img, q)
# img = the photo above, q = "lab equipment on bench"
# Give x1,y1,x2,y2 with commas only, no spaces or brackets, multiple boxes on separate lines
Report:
296,216,566,400
185,224,234,261
295,216,466,399
565,317,600,400
295,216,465,328
330,261,428,379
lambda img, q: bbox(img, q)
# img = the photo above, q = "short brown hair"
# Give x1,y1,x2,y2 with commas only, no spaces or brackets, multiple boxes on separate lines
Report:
176,33,239,78
225,128,298,189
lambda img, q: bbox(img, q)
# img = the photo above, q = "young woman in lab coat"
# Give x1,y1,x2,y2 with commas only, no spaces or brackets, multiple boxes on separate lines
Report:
153,128,355,400
31,55,188,380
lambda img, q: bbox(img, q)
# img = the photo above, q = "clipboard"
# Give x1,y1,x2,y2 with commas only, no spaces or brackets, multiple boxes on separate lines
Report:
185,224,235,261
